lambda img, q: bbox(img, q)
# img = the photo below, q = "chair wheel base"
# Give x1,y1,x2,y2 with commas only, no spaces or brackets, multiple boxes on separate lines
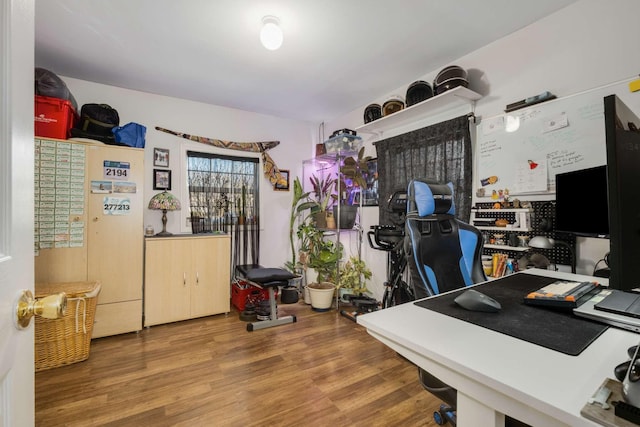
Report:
433,404,456,426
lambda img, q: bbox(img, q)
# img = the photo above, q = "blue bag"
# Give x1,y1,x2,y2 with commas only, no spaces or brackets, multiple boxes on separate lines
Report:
112,122,146,148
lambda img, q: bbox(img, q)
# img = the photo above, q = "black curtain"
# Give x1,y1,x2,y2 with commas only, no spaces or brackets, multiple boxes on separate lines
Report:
374,114,473,225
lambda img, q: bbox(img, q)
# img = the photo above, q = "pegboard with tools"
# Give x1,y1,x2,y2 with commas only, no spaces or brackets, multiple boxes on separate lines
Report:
474,200,575,271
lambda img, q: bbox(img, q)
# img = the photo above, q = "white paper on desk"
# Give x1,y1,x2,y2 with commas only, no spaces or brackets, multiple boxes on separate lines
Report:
512,159,547,193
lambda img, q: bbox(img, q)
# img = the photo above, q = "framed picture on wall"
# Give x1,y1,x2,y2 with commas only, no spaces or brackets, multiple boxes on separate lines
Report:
153,169,171,190
274,169,290,191
154,148,170,167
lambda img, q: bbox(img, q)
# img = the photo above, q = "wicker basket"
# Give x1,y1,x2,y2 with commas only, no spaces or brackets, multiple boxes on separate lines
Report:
34,281,101,372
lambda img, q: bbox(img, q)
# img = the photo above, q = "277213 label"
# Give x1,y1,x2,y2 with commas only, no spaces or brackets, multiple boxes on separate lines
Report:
103,196,131,215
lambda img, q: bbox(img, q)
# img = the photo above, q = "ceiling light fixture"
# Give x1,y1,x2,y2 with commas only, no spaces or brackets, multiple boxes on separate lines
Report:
260,16,283,50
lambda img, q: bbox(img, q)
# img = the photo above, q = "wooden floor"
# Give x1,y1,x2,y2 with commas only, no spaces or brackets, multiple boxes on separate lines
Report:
35,301,443,426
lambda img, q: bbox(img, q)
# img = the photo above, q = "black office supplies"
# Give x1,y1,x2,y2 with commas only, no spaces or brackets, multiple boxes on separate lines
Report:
505,91,556,112
454,289,501,313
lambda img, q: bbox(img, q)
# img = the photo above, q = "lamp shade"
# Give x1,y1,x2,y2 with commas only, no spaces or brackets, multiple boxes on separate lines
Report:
528,236,554,249
528,235,576,273
148,191,181,237
148,191,181,211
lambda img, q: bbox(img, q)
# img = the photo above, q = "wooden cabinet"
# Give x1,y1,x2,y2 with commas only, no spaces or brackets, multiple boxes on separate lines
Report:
144,234,231,327
35,138,144,338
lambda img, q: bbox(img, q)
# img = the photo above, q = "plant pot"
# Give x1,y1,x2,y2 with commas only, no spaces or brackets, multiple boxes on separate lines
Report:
280,286,299,304
303,285,311,304
307,282,336,311
312,211,328,228
333,205,358,229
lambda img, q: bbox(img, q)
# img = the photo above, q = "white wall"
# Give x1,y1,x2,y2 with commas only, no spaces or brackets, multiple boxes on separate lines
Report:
61,0,640,300
63,77,317,269
326,0,640,299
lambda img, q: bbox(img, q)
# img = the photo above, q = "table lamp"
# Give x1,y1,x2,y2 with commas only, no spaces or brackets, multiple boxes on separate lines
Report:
148,191,181,236
528,236,576,273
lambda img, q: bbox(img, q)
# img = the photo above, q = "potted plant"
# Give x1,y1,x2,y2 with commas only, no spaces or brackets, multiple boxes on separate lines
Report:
309,173,337,229
334,147,372,229
336,256,372,303
301,224,343,311
285,177,316,273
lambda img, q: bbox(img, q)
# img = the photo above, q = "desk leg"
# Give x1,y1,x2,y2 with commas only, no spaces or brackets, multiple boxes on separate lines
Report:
457,392,505,427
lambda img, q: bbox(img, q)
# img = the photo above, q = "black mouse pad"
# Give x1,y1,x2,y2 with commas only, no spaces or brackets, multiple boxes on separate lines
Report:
414,273,608,356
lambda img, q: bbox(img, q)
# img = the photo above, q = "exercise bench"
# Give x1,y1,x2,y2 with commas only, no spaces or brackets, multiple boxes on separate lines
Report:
235,264,297,332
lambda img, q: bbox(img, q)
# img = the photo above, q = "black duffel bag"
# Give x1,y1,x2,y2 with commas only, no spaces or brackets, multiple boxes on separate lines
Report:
70,103,122,144
35,67,78,111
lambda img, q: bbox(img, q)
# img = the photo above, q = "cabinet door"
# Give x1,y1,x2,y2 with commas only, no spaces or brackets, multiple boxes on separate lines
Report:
144,238,192,326
190,236,231,317
86,145,144,304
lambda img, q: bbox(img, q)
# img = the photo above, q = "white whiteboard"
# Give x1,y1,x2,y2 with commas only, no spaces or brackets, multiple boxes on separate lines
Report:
475,77,639,196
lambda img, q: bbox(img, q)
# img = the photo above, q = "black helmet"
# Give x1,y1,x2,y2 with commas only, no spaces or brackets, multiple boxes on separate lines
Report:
382,96,405,116
364,104,382,124
434,65,468,95
405,80,433,107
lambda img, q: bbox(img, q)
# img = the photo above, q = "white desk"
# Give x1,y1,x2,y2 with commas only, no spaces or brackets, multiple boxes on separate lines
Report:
357,269,639,427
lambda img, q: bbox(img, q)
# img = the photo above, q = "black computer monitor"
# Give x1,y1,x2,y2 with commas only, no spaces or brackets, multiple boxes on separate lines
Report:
555,165,609,238
604,94,640,291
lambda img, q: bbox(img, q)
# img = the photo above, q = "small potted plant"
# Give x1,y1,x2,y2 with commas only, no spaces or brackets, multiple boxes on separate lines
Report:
334,147,372,229
303,225,343,311
309,173,337,228
336,256,372,303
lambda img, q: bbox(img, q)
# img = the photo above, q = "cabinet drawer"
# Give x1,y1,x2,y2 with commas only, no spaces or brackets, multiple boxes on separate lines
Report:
92,300,142,338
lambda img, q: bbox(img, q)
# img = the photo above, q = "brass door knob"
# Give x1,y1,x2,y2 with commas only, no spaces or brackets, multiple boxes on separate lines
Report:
15,290,67,329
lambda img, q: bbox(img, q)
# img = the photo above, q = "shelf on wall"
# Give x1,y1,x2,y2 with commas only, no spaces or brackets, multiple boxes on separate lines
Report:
484,244,530,252
355,86,481,134
472,208,533,213
477,226,532,232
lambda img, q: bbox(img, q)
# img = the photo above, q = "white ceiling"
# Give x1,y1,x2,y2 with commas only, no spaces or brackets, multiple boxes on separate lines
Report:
35,0,578,124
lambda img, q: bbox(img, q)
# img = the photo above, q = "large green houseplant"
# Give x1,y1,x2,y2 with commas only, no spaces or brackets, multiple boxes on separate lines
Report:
336,256,372,302
338,256,372,293
299,221,343,310
300,224,343,283
286,177,317,273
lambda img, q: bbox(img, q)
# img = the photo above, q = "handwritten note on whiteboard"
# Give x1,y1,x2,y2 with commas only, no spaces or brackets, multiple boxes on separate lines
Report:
513,159,547,194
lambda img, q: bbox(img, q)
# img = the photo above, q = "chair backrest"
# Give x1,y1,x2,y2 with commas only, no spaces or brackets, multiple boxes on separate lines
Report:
405,179,486,299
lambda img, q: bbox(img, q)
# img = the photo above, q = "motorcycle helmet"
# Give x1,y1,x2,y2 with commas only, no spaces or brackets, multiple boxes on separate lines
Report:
433,65,469,95
405,80,433,107
363,104,382,124
382,95,405,116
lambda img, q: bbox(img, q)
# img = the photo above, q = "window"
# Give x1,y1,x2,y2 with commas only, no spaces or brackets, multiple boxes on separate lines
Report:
374,114,473,225
186,151,260,266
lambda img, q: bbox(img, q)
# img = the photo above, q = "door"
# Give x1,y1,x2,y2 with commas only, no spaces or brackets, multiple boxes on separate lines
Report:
86,144,144,304
0,1,36,425
144,238,191,325
190,236,231,317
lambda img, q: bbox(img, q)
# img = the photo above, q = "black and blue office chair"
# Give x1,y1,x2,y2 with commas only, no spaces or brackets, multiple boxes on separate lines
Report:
404,179,529,426
404,179,486,300
405,179,485,426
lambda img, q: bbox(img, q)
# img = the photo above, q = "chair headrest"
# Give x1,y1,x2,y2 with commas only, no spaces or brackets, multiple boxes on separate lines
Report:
408,179,455,217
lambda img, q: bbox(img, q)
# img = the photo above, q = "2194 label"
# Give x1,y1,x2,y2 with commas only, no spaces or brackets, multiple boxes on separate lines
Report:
103,160,130,181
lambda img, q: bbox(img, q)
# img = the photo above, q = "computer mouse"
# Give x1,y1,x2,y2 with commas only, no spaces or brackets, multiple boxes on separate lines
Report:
454,289,502,313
